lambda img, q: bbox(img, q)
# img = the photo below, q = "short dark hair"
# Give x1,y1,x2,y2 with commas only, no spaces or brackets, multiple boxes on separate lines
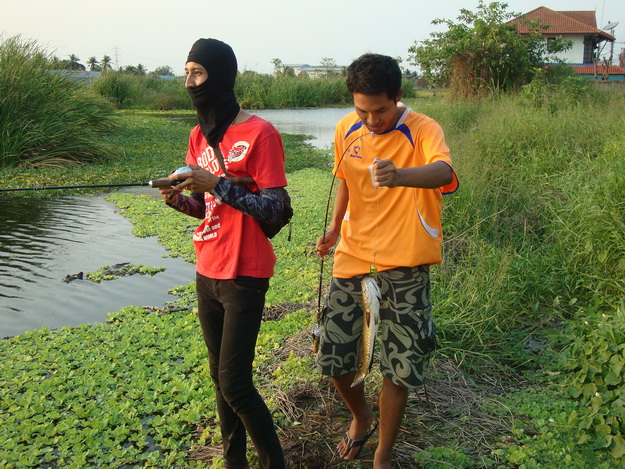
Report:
346,54,402,100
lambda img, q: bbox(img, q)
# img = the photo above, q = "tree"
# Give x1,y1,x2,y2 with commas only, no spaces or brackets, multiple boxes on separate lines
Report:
271,58,283,75
101,55,113,71
87,56,99,71
152,65,175,76
408,1,569,97
619,48,625,68
67,54,84,71
319,57,341,77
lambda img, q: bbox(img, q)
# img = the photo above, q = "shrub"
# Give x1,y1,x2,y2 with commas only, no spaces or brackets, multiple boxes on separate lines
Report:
521,67,608,111
236,72,351,109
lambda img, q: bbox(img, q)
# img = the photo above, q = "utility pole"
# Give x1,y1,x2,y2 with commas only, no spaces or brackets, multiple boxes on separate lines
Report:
602,21,619,64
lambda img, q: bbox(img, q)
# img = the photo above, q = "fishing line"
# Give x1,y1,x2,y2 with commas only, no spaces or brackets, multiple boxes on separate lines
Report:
314,131,374,351
372,166,380,277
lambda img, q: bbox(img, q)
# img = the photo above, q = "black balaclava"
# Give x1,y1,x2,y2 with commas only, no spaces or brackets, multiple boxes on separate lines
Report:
186,38,240,148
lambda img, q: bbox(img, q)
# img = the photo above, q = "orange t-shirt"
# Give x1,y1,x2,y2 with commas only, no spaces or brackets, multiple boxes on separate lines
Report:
332,106,458,278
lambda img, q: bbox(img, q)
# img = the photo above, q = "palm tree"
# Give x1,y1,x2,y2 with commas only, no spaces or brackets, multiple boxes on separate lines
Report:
101,55,112,71
136,64,147,75
87,56,99,71
68,54,83,70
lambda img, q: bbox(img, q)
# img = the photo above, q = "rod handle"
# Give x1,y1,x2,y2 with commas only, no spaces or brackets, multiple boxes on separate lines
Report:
148,179,182,188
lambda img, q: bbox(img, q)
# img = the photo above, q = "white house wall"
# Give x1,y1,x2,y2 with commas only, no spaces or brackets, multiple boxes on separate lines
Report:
543,35,589,64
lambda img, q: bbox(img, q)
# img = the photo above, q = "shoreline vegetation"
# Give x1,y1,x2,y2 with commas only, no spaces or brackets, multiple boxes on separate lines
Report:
2,38,625,468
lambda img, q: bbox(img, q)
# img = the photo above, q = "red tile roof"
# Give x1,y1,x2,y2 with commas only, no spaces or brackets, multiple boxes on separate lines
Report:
508,6,614,41
570,64,625,75
558,10,596,28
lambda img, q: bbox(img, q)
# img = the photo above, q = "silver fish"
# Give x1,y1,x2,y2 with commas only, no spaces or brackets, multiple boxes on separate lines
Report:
352,276,381,387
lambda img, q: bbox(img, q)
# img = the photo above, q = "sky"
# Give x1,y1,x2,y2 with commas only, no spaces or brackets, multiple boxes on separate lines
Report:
1,0,623,74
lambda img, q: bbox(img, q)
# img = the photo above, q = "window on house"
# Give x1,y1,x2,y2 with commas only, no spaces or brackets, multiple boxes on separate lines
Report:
547,37,557,52
583,37,595,64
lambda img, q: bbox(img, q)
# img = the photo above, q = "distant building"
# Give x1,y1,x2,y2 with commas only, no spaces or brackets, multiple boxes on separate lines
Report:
55,70,102,84
508,6,625,80
274,64,344,78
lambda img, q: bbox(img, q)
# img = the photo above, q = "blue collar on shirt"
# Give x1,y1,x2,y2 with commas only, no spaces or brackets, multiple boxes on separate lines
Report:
344,107,413,146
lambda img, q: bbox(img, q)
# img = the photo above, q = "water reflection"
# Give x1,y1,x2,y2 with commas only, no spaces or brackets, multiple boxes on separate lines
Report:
251,108,350,148
170,107,351,149
0,196,195,338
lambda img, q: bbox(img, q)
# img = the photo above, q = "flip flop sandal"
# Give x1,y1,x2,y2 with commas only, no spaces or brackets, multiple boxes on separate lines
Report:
336,418,379,461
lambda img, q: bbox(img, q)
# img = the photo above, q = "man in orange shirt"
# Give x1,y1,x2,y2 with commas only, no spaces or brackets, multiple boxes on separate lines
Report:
316,53,458,468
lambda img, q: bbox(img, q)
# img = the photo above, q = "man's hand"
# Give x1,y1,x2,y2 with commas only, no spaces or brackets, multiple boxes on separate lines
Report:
156,178,181,202
373,159,454,189
316,228,340,258
373,158,400,188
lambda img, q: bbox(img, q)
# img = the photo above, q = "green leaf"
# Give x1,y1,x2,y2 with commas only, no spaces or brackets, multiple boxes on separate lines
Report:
611,434,625,459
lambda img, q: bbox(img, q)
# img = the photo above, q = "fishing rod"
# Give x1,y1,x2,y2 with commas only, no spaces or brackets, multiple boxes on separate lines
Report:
0,166,194,193
0,179,181,192
0,167,257,193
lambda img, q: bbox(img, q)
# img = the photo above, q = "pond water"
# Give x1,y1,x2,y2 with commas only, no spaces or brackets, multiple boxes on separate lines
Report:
171,107,351,149
251,107,350,148
0,107,351,338
0,195,196,339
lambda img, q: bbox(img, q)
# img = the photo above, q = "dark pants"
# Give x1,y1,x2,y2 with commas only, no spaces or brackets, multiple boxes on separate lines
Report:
196,273,285,469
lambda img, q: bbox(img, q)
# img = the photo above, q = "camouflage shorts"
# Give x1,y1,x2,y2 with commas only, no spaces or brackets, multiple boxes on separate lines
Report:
316,265,437,389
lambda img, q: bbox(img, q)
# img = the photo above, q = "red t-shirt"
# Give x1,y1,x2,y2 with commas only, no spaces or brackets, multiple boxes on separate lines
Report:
185,115,287,279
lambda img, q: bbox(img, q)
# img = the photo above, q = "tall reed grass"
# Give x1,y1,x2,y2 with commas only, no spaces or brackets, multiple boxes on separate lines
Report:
90,70,417,111
0,36,120,168
407,85,625,363
91,72,190,110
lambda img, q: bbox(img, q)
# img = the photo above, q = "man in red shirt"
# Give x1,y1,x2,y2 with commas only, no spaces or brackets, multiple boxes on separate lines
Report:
158,38,287,469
